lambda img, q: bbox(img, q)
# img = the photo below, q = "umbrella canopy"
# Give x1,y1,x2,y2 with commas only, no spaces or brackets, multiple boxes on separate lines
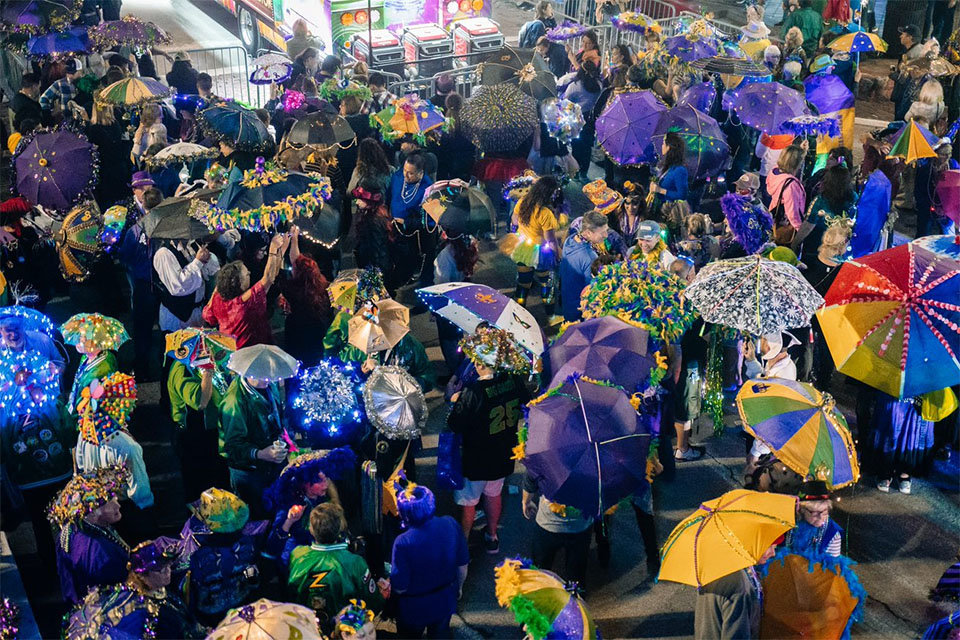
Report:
651,104,730,180
54,200,103,281
731,82,809,134
372,93,446,142
13,127,98,214
422,179,495,236
887,120,939,164
96,76,171,107
596,90,666,166
827,31,887,53
923,612,960,640
88,16,170,49
417,282,545,357
611,11,656,33
207,598,325,640
736,378,860,488
544,20,588,42
328,268,388,313
227,344,300,381
540,97,583,144
461,83,538,154
198,102,271,152
816,242,960,398
192,164,332,232
296,201,340,248
580,260,696,344
691,55,769,76
283,110,356,152
362,364,427,440
142,189,222,239
479,45,556,100
523,376,651,517
935,170,960,226
145,142,218,169
677,81,717,113
803,73,854,117
931,559,960,601
902,55,958,78
24,25,90,58
685,255,824,335
250,52,293,85
545,317,654,391
61,312,129,351
347,299,410,354
913,234,960,260
659,489,796,587
164,327,236,368
758,549,866,639
1,0,80,35
495,557,598,640
663,34,719,62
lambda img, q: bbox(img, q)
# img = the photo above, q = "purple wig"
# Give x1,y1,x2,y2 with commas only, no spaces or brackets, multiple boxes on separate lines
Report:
397,484,436,527
721,192,773,255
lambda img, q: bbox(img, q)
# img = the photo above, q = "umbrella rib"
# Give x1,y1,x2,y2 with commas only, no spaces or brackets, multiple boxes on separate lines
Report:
701,262,761,320
572,378,603,517
913,306,959,362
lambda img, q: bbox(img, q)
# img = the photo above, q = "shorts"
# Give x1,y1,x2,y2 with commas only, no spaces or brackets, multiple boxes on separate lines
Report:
454,478,505,506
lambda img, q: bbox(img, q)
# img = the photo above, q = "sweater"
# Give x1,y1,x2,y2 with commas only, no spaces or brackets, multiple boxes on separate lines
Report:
559,233,598,322
659,164,689,202
766,169,805,229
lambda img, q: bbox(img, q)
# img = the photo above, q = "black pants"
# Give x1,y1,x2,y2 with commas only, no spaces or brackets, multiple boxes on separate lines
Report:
114,502,156,546
130,278,159,381
396,617,452,639
20,482,61,567
175,414,229,505
531,525,591,584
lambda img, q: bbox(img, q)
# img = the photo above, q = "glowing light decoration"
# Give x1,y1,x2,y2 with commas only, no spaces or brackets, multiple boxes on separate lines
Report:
291,359,365,444
0,348,61,418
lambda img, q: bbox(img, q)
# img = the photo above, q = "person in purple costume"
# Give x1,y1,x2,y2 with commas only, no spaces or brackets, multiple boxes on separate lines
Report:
48,465,131,604
388,479,469,639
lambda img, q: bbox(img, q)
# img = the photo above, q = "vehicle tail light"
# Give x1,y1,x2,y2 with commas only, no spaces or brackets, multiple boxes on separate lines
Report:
355,10,368,23
340,12,354,25
472,0,483,10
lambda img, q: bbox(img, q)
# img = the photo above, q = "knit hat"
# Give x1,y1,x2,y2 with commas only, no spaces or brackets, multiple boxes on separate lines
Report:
189,488,250,533
459,326,531,375
582,179,623,216
47,464,130,527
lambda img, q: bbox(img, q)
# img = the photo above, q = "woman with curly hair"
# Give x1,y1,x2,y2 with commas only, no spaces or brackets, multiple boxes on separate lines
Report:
506,175,561,322
348,138,393,195
263,447,355,572
202,232,289,348
280,227,331,367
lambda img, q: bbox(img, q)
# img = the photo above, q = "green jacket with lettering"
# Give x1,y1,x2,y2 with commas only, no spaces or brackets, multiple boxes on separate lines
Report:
287,543,383,630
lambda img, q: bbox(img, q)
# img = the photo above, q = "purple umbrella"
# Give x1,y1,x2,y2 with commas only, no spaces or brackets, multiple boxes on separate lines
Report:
1,0,80,35
545,317,655,392
524,376,651,517
13,127,98,214
24,25,90,58
663,34,719,62
803,73,854,116
89,16,171,49
677,82,717,113
652,104,730,180
596,90,666,166
731,82,809,134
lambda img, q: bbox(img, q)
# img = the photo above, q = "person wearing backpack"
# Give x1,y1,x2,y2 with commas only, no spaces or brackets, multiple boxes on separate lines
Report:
766,144,806,245
518,1,557,49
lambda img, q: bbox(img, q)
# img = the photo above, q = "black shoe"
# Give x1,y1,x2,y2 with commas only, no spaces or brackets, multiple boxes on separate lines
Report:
483,529,500,554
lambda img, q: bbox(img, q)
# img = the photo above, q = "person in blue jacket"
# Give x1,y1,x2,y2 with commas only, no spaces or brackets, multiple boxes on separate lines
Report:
650,131,688,205
560,210,610,322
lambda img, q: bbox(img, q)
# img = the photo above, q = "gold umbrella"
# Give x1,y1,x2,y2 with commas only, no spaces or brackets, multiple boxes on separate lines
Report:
348,299,410,354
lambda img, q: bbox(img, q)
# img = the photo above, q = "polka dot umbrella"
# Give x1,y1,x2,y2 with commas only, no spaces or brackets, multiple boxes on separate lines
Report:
731,81,810,135
461,83,538,155
13,126,98,216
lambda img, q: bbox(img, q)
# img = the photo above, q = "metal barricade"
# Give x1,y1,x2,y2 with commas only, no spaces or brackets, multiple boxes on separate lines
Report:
388,64,481,99
153,45,264,108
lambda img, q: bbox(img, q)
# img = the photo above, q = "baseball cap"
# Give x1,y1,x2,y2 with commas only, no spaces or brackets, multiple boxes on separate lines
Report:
636,220,661,240
898,25,921,40
64,58,83,74
735,172,760,191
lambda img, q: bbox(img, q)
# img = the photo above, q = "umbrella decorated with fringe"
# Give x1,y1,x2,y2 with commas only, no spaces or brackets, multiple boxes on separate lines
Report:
371,94,446,143
198,102,272,152
737,378,860,489
544,20,588,42
88,16,171,49
96,76,172,107
23,24,90,58
13,126,98,214
1,0,80,35
461,83,538,154
284,110,356,152
731,82,810,134
249,52,293,85
495,558,598,640
816,242,960,398
145,142,219,169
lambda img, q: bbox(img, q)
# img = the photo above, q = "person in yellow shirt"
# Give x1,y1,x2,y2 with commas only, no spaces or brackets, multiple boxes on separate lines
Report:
506,176,561,322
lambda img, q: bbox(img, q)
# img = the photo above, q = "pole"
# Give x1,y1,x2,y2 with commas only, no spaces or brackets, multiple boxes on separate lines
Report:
368,0,374,69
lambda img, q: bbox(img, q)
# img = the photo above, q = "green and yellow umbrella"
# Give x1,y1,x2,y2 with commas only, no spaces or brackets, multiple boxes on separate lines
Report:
736,378,860,489
827,31,887,54
97,76,171,107
495,557,597,640
887,119,939,164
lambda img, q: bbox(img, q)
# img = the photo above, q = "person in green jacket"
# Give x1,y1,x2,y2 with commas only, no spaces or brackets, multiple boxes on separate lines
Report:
781,0,823,58
168,359,230,505
287,502,386,633
220,374,289,518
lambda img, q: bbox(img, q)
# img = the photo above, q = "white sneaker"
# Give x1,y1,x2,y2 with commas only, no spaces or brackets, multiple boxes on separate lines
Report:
899,479,912,494
877,479,891,492
675,447,704,461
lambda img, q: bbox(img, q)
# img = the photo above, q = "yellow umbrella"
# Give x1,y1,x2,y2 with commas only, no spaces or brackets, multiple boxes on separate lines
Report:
659,489,796,587
827,31,887,54
886,119,940,165
348,299,410,354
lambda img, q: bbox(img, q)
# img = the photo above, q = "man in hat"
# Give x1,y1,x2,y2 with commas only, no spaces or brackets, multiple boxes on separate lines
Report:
560,210,611,322
781,0,822,57
890,25,924,120
429,74,456,110
448,327,532,552
632,220,676,271
735,172,762,206
64,538,206,639
38,58,85,119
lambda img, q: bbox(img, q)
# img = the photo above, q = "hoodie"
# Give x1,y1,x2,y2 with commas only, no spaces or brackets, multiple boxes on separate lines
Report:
560,233,598,322
765,168,805,229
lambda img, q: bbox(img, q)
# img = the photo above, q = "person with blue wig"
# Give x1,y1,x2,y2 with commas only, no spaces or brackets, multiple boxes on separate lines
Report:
389,479,468,639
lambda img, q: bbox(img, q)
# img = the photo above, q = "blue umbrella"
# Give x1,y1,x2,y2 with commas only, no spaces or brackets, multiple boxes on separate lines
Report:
663,34,719,62
731,82,809,134
198,102,271,152
545,317,655,392
522,376,651,517
25,25,90,58
677,82,717,113
2,0,81,35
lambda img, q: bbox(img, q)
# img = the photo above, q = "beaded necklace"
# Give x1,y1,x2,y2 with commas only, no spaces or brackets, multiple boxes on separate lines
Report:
400,179,422,204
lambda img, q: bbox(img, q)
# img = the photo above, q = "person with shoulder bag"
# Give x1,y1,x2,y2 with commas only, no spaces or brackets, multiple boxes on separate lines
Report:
766,143,807,245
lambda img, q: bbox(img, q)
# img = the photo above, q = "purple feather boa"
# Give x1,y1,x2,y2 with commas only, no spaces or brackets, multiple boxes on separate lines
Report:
721,192,773,255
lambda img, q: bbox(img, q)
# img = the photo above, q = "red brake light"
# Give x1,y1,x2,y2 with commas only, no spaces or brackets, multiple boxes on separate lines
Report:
355,10,368,23
459,0,470,11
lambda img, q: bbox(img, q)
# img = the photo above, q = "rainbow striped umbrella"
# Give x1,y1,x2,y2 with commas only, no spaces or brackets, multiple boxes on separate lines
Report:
828,31,887,53
495,558,597,640
816,242,960,398
97,76,171,107
736,378,860,489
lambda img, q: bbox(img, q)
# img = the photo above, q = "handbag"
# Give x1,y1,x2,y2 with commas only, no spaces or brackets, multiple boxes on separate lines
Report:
436,430,465,491
771,176,799,245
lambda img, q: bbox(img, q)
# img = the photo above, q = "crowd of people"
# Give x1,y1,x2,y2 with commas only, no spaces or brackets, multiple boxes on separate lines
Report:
1,0,959,638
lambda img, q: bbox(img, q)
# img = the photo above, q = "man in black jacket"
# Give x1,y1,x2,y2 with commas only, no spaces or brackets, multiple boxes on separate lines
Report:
11,73,43,130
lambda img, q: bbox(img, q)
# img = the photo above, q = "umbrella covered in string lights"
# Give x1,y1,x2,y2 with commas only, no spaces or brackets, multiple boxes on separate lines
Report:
283,109,356,152
731,82,810,134
461,83,538,154
816,242,960,398
596,90,666,166
23,25,90,58
651,104,730,181
1,0,80,35
88,15,171,49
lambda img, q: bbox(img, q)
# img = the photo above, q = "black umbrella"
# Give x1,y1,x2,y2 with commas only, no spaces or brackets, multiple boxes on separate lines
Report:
691,55,770,77
283,111,357,152
297,202,341,247
198,102,271,152
142,189,222,239
479,45,557,100
422,179,495,236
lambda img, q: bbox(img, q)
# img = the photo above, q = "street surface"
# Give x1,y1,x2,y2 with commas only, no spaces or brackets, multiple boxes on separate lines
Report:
4,1,956,638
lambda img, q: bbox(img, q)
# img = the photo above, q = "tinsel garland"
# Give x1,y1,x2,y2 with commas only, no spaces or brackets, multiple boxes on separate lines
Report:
545,21,588,42
191,173,333,232
779,115,842,138
579,260,696,344
146,146,218,170
459,326,532,375
704,326,726,436
720,193,773,255
319,78,373,104
0,598,18,640
292,359,363,434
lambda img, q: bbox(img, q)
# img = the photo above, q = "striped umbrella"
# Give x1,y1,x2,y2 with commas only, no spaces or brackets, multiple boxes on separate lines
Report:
495,558,597,640
887,120,939,164
828,31,887,53
736,378,860,489
97,76,171,107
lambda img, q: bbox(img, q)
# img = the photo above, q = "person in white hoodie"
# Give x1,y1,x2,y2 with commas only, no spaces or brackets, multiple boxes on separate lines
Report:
743,333,799,480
